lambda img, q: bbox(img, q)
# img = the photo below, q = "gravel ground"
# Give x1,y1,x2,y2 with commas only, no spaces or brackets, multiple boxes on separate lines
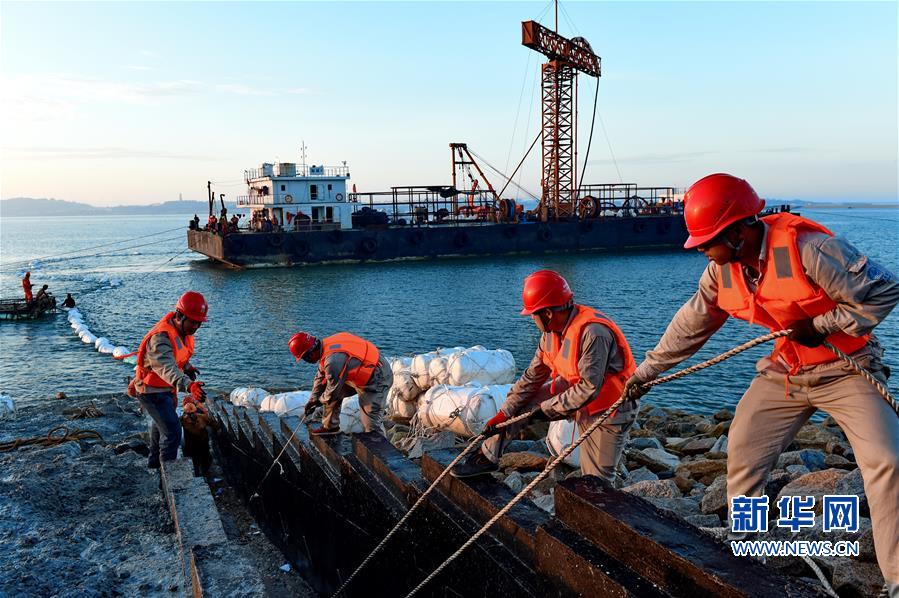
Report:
0,394,181,597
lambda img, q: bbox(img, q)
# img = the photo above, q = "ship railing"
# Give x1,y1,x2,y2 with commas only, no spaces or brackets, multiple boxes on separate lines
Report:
244,165,350,181
236,194,299,206
349,187,501,226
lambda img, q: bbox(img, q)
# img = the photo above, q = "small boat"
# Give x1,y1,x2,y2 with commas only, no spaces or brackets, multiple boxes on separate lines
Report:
0,295,57,321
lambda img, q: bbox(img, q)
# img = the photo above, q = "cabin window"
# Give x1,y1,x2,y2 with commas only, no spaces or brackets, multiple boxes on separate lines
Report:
311,207,320,222
280,185,286,192
327,184,332,191
326,207,333,222
310,185,318,200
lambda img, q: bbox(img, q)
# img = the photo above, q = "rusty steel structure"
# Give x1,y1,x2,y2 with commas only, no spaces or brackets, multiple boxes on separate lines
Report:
522,19,601,220
449,143,499,215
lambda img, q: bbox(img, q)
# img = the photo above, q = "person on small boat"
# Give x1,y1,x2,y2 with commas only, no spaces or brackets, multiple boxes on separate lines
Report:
22,272,33,303
33,284,49,304
625,173,899,593
289,331,392,436
130,291,208,469
452,270,638,481
62,294,76,308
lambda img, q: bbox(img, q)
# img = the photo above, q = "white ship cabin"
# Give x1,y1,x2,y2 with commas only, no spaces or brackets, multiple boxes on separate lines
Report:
237,162,357,231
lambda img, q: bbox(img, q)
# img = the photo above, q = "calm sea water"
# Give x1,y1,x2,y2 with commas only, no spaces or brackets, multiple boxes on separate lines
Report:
1,208,897,412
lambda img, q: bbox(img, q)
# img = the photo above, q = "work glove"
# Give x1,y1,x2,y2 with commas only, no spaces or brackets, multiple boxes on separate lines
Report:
788,318,826,348
623,375,650,402
184,365,201,381
482,411,509,438
188,380,206,403
304,400,319,417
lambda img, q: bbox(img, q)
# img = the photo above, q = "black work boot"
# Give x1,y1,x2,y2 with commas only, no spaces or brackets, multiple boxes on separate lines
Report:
451,450,498,478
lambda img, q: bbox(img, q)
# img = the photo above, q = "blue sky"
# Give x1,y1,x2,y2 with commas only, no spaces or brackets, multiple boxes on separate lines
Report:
1,1,896,205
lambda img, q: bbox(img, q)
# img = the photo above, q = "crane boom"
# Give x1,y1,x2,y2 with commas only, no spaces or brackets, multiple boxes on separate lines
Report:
521,20,600,78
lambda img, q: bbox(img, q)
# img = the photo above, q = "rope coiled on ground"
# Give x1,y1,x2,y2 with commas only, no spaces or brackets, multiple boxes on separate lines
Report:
0,425,103,453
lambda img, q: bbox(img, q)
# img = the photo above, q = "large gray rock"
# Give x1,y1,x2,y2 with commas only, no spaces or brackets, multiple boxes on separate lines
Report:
713,408,734,422
624,466,659,485
776,468,848,514
629,437,663,450
776,449,826,471
680,437,717,455
675,459,727,485
685,514,723,528
823,453,854,470
831,559,885,598
794,424,843,450
503,471,523,494
623,479,681,500
785,464,811,477
710,435,728,455
700,475,729,518
631,448,682,473
834,468,869,516
644,497,701,519
499,451,548,472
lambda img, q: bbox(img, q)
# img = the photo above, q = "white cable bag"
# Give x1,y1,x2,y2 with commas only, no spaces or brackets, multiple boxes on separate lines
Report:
0,394,14,420
339,395,365,433
259,391,311,417
410,347,464,389
80,331,97,345
445,346,516,386
387,388,418,420
417,384,511,438
94,337,115,354
390,356,413,376
229,387,270,409
546,419,581,467
112,346,131,359
391,370,422,402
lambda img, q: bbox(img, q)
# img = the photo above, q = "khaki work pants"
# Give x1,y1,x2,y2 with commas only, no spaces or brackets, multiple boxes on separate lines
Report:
480,380,639,483
321,364,392,434
727,355,899,585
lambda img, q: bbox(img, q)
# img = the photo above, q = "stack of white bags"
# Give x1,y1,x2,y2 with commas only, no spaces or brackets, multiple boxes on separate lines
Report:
66,308,132,363
228,387,367,434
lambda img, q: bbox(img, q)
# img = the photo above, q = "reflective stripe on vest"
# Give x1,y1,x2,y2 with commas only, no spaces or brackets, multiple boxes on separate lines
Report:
716,213,869,372
539,305,637,415
136,312,195,390
320,333,381,390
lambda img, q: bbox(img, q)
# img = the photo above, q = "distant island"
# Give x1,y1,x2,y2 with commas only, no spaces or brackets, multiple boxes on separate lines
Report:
0,196,895,218
0,197,240,217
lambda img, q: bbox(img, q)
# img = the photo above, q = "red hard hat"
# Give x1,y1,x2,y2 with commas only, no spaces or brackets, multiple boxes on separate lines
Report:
682,173,765,249
175,291,208,322
288,332,317,361
520,270,573,315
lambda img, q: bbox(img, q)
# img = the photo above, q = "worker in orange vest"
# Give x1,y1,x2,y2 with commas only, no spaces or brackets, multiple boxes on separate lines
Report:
625,174,899,591
22,271,33,303
289,331,393,435
452,270,638,481
131,291,208,468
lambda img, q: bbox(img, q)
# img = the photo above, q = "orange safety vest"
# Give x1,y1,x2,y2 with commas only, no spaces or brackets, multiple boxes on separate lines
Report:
320,333,380,391
136,312,195,391
540,305,637,415
716,213,870,373
22,278,33,302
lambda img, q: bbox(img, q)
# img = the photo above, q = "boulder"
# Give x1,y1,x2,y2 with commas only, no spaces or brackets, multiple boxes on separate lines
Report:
503,471,523,494
700,475,729,519
624,466,659,486
672,474,696,494
785,464,811,477
629,437,663,450
675,459,728,485
776,449,826,471
823,454,854,470
710,435,728,455
713,408,734,422
622,479,681,500
831,559,886,598
629,428,657,438
631,448,682,473
696,420,730,437
834,468,869,517
825,439,851,456
794,424,843,450
644,497,701,519
499,451,548,472
680,437,717,456
776,469,848,514
664,437,688,449
532,493,555,514
686,514,723,528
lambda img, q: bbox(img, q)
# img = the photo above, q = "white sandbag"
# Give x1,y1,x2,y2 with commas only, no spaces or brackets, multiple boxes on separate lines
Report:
229,387,270,409
112,346,131,359
390,356,413,376
80,331,97,345
0,394,14,420
94,337,109,349
428,356,451,386
339,395,365,433
72,323,88,334
259,391,312,417
410,347,464,389
546,419,581,467
67,312,83,323
445,347,516,386
391,370,422,402
416,383,511,438
97,342,115,354
387,388,418,420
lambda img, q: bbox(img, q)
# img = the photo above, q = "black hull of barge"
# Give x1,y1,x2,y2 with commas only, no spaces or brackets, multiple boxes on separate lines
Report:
187,215,688,267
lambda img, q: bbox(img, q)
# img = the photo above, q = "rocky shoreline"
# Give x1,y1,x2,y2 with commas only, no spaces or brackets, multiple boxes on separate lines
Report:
384,402,882,597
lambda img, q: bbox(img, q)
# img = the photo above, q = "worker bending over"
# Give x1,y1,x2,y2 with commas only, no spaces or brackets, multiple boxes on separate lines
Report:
289,331,393,435
132,291,208,468
453,270,638,482
625,174,899,593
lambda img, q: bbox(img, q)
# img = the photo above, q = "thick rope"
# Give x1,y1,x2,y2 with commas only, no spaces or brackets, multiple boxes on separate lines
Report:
330,410,534,598
0,425,103,452
800,555,839,598
823,341,898,415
